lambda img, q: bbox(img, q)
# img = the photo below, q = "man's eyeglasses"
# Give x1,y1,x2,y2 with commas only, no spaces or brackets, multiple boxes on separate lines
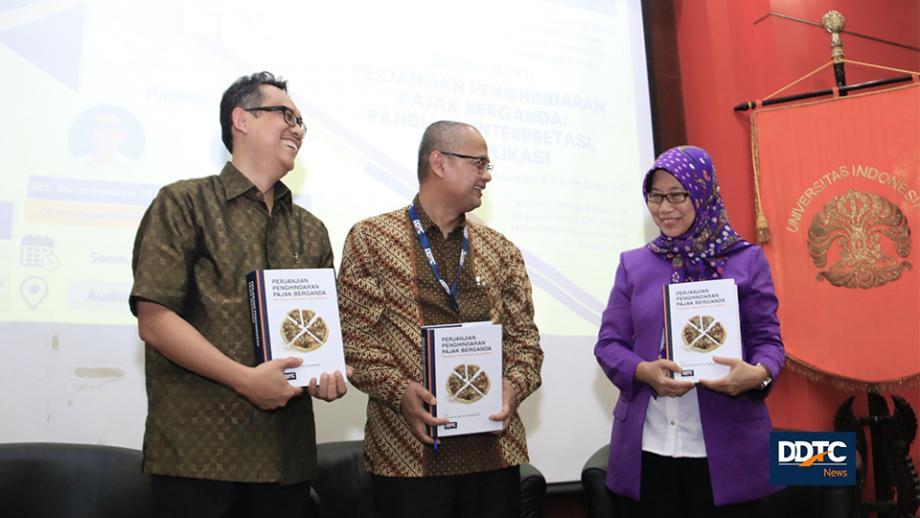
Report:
439,151,493,173
646,191,691,204
244,106,307,133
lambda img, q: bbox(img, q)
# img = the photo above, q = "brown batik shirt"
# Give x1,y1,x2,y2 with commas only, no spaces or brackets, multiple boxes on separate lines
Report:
339,197,543,477
130,162,333,484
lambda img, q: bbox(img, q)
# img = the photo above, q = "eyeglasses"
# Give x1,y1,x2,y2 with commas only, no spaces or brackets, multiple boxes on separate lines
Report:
439,151,493,174
244,105,307,133
646,191,691,204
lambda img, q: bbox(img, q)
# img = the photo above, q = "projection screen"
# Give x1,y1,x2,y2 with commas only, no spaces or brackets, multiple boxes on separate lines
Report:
0,0,654,483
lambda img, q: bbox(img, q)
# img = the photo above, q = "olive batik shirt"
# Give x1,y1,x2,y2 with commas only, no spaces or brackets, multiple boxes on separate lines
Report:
130,162,333,484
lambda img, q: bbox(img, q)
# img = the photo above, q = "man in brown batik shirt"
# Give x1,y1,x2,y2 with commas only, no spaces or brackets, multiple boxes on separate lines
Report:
338,121,544,518
130,72,347,518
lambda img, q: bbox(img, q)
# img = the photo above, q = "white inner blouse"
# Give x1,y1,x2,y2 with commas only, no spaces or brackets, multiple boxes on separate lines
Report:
641,330,707,458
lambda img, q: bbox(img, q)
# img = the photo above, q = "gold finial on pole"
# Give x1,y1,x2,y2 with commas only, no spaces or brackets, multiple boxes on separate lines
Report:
822,10,846,63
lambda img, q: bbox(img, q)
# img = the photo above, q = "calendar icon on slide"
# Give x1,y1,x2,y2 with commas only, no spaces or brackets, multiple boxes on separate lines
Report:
20,235,60,270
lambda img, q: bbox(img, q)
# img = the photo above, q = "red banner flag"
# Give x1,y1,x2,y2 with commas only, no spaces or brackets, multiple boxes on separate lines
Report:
752,83,920,387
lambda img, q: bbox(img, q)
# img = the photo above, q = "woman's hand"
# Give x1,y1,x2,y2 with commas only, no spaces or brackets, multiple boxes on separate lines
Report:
698,357,770,396
635,359,695,398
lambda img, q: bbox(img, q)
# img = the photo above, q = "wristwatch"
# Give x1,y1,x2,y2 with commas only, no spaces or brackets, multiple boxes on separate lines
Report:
756,362,773,390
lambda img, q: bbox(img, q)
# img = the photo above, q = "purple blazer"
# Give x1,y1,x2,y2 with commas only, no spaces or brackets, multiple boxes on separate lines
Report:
594,245,785,506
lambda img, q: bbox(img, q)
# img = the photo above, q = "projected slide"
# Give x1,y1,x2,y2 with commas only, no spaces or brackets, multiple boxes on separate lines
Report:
0,0,653,482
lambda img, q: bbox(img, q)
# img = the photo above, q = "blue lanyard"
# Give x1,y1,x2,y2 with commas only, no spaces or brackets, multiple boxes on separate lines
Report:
408,204,469,313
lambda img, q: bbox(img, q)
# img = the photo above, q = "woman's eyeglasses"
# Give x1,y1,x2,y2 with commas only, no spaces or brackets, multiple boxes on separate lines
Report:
646,191,691,204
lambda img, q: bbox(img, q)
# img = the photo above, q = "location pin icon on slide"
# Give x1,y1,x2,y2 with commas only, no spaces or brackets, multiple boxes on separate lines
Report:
21,276,49,310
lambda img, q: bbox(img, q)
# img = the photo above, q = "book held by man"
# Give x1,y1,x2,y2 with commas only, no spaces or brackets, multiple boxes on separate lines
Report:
662,278,742,382
247,268,347,387
422,321,503,440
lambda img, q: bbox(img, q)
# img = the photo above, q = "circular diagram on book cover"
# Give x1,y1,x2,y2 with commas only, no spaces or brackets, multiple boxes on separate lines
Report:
281,309,329,352
681,315,726,353
446,364,491,404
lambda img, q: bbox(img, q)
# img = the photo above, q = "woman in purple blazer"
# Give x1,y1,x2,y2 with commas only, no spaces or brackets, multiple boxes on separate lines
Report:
595,146,785,517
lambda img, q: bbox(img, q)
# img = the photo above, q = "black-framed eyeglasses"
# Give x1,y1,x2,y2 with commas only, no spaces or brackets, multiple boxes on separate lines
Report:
244,105,307,133
439,150,493,173
646,191,691,204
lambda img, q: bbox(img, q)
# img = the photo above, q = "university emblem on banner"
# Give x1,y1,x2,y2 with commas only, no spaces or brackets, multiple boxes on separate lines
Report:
808,189,912,289
752,83,920,386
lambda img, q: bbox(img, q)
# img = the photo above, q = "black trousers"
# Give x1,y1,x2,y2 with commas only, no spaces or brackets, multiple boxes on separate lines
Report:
614,451,763,518
371,465,520,518
151,474,314,518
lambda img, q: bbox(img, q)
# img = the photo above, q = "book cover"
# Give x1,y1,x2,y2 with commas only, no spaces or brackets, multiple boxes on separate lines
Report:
247,268,347,387
662,278,742,382
422,321,503,439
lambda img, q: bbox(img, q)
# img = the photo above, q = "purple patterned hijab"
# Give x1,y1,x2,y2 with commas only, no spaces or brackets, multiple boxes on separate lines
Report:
643,145,749,283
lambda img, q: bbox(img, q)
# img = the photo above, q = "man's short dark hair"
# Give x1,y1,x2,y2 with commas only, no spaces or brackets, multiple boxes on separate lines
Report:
417,120,476,182
220,71,288,153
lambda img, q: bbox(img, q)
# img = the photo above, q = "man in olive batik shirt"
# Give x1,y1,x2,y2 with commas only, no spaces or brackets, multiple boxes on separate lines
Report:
130,72,347,518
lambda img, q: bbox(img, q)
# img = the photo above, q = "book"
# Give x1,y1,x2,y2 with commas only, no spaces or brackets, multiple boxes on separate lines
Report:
421,321,503,440
662,278,742,382
247,268,347,387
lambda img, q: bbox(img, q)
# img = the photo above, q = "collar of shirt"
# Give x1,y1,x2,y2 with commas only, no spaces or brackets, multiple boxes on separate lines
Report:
411,194,466,239
219,162,293,212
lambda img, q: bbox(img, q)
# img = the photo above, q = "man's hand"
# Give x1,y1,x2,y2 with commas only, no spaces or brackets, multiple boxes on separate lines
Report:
235,357,304,410
635,359,695,398
489,379,518,431
699,357,769,396
307,366,354,402
400,381,449,445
